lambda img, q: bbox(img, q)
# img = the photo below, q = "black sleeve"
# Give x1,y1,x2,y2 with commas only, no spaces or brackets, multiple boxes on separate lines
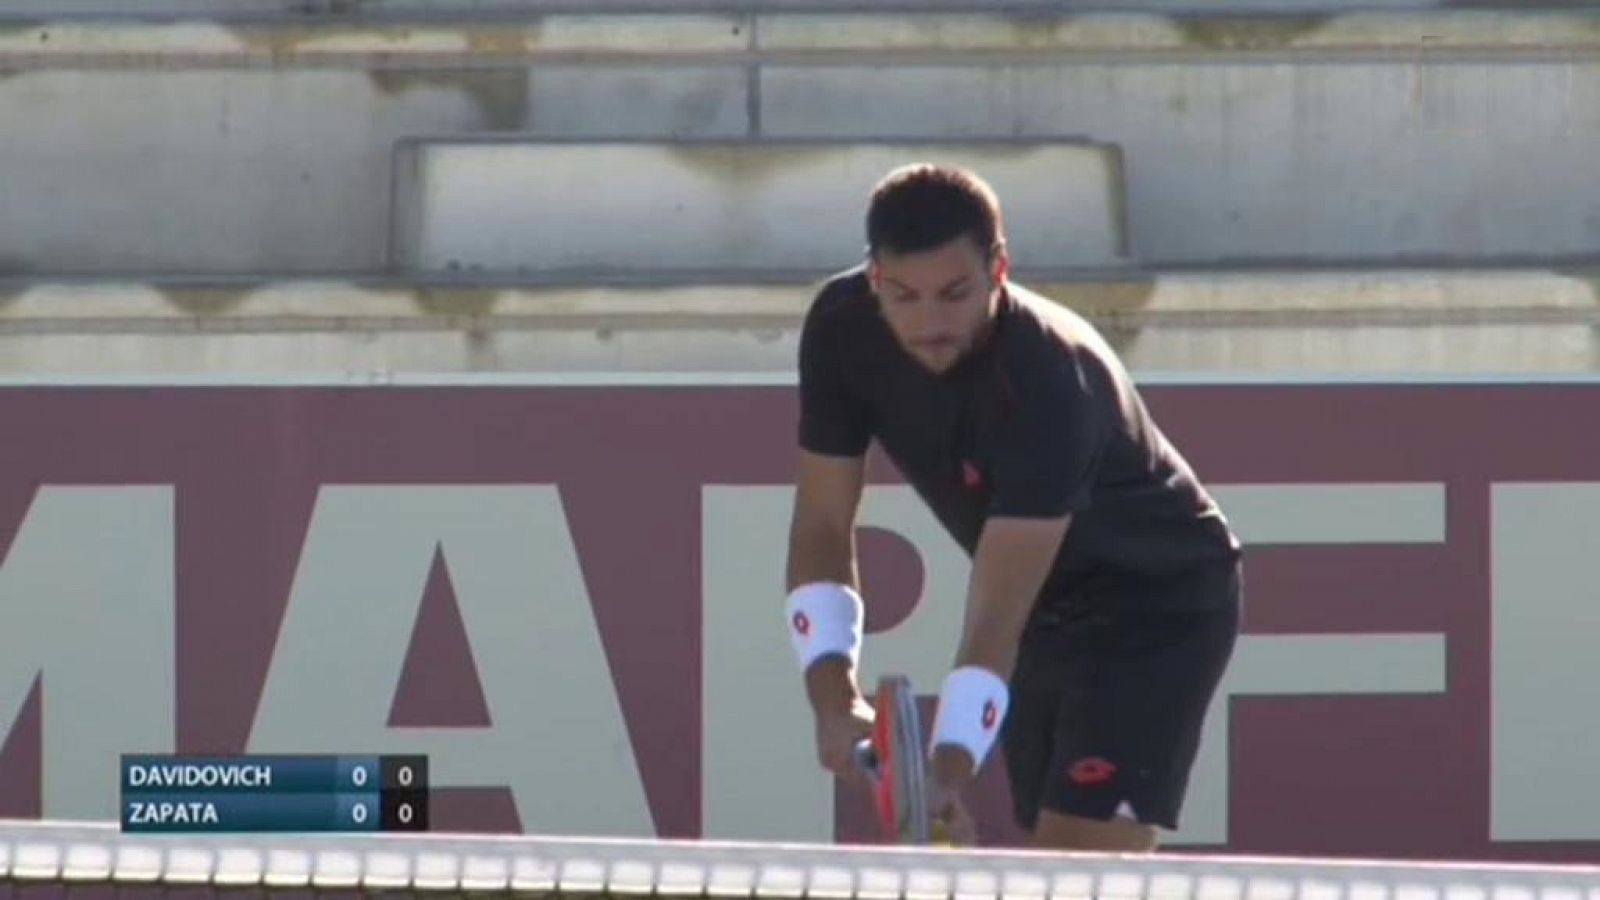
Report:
986,349,1105,519
796,293,872,457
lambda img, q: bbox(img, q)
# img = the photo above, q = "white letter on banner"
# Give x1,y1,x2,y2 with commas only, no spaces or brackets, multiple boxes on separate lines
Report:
1491,483,1600,841
0,487,175,819
1166,483,1449,846
248,486,652,836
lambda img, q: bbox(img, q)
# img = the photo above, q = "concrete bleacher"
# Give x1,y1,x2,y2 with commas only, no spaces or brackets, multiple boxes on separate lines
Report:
391,140,1127,277
1,7,1598,277
3,270,1595,377
0,2,1597,377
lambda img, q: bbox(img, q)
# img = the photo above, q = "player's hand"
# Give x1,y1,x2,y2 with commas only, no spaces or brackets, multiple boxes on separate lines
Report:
814,694,875,778
928,743,979,845
927,777,978,846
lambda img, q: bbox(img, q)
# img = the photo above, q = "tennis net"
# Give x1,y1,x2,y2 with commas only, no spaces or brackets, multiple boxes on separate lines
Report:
3,819,1599,900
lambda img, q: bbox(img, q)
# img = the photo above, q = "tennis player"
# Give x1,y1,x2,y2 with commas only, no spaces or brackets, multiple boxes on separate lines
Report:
782,163,1243,851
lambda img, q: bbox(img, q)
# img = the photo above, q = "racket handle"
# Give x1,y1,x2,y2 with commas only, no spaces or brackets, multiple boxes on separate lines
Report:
851,738,879,776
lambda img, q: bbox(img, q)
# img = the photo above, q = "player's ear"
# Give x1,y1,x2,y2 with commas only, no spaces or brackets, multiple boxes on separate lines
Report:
990,240,1010,284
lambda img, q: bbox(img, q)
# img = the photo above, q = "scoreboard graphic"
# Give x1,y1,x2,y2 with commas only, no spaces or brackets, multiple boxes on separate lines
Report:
120,755,429,833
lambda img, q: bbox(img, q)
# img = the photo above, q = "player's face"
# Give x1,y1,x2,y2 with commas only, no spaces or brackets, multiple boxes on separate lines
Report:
868,235,1006,375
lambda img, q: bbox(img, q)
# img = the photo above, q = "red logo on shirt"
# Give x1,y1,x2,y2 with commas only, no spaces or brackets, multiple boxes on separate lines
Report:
981,699,998,730
792,611,810,635
961,460,983,489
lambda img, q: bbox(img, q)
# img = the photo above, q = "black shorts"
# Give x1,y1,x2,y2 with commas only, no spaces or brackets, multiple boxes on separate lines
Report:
1001,562,1241,832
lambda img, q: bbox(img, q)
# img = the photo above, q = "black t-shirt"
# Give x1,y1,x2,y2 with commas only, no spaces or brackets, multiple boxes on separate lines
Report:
797,267,1240,613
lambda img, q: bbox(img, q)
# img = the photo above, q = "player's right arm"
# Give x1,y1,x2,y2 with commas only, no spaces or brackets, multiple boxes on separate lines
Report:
786,448,866,716
784,286,876,775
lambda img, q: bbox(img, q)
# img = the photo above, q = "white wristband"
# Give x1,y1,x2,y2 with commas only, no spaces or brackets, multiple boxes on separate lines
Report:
929,666,1010,767
785,582,863,672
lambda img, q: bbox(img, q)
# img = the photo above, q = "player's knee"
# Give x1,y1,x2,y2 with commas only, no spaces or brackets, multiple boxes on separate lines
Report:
1030,809,1159,853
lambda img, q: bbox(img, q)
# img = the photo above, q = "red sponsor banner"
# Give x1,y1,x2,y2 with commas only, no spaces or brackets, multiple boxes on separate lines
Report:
0,381,1598,863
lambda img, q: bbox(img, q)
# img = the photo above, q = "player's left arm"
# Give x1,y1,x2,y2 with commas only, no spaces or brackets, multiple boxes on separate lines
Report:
929,515,1073,789
929,350,1105,788
957,513,1072,681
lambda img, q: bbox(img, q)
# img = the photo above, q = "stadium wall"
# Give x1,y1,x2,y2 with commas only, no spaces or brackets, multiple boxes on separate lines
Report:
1,379,1599,863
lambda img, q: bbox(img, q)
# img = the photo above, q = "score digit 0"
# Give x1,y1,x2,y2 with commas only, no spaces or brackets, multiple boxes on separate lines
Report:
336,793,378,831
381,756,428,791
380,755,429,832
381,790,426,831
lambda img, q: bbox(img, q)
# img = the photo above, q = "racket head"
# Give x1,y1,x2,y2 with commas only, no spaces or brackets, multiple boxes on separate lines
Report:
867,674,929,845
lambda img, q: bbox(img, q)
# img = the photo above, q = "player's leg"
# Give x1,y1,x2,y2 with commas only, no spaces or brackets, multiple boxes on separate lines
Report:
1025,566,1241,852
996,660,1061,838
1000,609,1157,850
1007,619,1162,852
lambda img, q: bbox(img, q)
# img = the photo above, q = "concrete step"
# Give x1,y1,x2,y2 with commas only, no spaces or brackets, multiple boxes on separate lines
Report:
6,10,1598,61
2,268,1595,376
391,140,1127,275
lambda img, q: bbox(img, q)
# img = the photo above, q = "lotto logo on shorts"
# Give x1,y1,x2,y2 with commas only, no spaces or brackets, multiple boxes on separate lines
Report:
791,611,810,636
1068,757,1117,786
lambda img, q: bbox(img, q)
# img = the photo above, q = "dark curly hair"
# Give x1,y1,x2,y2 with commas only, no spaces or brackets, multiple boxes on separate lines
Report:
865,163,1005,260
